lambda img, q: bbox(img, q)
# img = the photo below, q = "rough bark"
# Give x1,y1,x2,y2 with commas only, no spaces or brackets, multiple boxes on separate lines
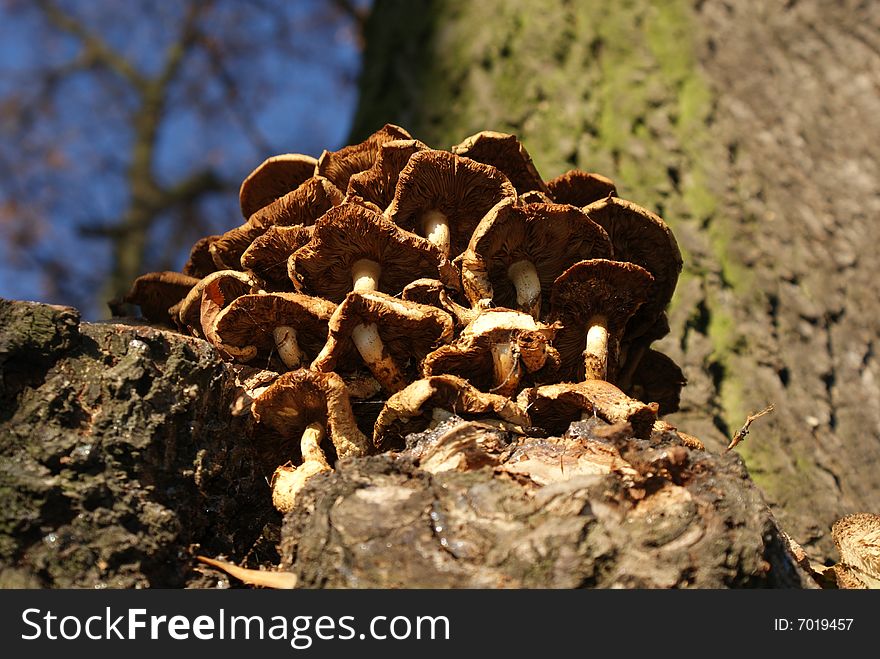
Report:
352,0,880,562
0,299,277,588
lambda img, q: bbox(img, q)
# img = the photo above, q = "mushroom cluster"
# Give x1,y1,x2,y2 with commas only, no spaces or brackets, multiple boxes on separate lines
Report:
113,124,697,512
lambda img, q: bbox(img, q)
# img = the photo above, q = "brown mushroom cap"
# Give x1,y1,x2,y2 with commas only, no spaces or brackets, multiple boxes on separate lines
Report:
831,513,880,589
315,123,412,190
583,196,682,340
451,130,549,195
248,175,343,230
517,380,659,440
183,235,220,279
386,150,517,258
401,278,478,331
624,349,686,416
289,203,459,303
241,225,314,291
239,153,317,219
251,368,369,460
546,170,617,207
374,374,530,451
209,222,265,271
211,292,336,366
311,290,454,382
549,259,654,382
345,139,429,211
518,190,554,204
111,271,199,325
460,198,612,315
177,269,259,337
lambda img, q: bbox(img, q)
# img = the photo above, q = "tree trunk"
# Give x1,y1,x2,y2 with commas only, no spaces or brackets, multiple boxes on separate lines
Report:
352,0,880,562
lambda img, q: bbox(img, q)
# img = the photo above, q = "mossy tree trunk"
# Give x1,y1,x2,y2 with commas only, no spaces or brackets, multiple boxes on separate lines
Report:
351,0,880,561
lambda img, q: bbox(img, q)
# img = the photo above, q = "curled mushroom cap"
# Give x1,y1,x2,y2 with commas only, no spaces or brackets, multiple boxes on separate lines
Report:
311,290,454,395
546,170,617,207
387,150,516,258
289,203,459,303
240,225,314,291
251,368,370,460
517,380,659,440
831,513,880,589
183,235,221,279
345,139,429,211
460,198,612,318
239,153,317,219
583,196,682,340
374,374,530,451
550,259,654,382
211,292,336,369
316,123,411,190
423,308,560,398
177,270,259,337
110,271,199,325
402,278,478,331
451,130,549,195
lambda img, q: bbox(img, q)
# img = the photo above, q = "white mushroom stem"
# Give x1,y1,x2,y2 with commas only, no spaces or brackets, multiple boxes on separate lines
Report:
490,341,521,396
271,421,331,514
351,321,408,394
273,325,304,369
421,209,451,256
352,258,382,292
300,421,330,468
584,317,609,380
507,259,542,318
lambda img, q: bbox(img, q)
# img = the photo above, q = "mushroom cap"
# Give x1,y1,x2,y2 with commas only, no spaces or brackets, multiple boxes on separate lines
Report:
247,175,343,229
251,368,370,460
549,259,654,382
451,130,549,195
289,203,459,303
209,222,265,271
345,139,429,211
402,278,478,330
422,309,559,393
518,190,554,204
546,170,617,207
183,235,220,279
270,461,332,514
177,269,259,337
311,290,454,377
211,292,336,365
583,196,682,339
460,198,612,313
315,123,411,190
517,380,659,440
241,225,314,291
387,150,517,258
624,349,686,416
374,374,530,450
831,513,880,588
112,271,199,325
239,153,317,219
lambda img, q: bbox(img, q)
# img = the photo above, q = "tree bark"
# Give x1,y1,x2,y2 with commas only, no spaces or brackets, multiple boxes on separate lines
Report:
352,0,880,562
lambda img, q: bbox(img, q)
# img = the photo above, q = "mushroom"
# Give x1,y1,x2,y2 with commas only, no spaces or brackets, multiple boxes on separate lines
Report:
622,348,686,416
109,271,199,325
239,153,317,219
210,292,336,369
460,197,612,319
315,123,411,190
422,308,560,397
373,374,530,451
546,170,617,207
386,150,516,258
518,190,554,204
311,290,454,395
251,369,370,511
289,203,459,303
831,513,880,589
401,278,478,331
549,259,654,382
182,235,220,279
451,130,549,195
345,138,429,211
240,225,314,291
583,196,683,340
517,379,659,440
176,269,259,338
209,222,266,271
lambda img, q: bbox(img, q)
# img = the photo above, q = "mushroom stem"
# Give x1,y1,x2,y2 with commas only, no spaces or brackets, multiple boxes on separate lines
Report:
273,325,304,369
300,421,330,467
421,209,451,256
351,322,408,394
507,259,542,318
584,318,609,380
352,258,382,292
272,421,331,513
490,341,521,397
